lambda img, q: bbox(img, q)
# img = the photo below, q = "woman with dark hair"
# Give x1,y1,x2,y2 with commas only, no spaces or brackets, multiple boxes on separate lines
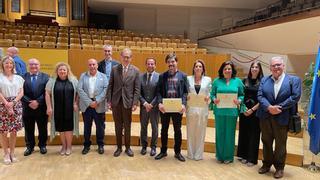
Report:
210,61,244,164
237,61,264,166
186,59,211,160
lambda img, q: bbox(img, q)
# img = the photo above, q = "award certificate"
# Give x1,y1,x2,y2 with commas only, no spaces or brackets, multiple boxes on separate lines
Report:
188,93,207,108
163,98,182,112
216,93,237,108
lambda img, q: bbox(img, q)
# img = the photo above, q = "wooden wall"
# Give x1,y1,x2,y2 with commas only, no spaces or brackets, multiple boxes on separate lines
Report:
68,49,229,79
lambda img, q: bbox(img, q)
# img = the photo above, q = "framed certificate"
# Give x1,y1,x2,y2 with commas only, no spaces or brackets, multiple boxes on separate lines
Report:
188,93,207,108
216,93,237,108
163,98,182,112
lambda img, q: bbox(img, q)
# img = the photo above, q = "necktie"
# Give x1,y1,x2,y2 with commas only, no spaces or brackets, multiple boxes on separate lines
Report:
123,67,127,78
147,73,152,85
31,74,37,92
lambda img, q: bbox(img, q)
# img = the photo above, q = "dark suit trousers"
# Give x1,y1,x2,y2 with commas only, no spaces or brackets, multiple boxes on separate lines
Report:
23,111,48,149
260,116,288,170
112,98,132,149
140,107,159,148
160,112,182,154
82,107,105,147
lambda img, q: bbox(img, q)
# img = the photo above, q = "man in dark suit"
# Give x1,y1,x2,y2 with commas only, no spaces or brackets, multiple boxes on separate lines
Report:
139,57,159,156
22,58,49,156
256,56,301,178
98,44,119,83
107,48,140,157
155,53,188,162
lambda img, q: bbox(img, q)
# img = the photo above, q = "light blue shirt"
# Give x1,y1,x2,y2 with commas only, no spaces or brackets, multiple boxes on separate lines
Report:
13,55,27,76
105,60,112,83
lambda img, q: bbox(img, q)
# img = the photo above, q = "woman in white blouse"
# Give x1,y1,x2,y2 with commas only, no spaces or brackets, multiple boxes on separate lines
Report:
0,56,24,165
186,59,211,160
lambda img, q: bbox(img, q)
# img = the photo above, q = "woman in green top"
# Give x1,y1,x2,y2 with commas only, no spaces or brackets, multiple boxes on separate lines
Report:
210,61,244,164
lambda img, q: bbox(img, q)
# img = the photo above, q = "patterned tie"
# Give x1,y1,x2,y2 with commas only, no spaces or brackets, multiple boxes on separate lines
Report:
123,66,128,78
31,74,37,92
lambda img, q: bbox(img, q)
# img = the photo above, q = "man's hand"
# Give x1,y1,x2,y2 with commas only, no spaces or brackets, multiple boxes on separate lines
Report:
267,105,282,115
159,103,165,114
144,103,153,112
132,104,137,111
204,96,210,104
107,102,112,110
89,101,98,108
180,104,186,114
28,100,39,110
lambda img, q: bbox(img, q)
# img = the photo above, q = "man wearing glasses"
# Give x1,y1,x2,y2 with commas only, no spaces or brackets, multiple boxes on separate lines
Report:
98,44,119,83
256,57,301,178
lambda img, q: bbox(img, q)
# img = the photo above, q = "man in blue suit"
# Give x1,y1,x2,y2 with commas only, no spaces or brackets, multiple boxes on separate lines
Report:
7,47,27,76
256,56,301,179
97,44,119,83
78,58,108,155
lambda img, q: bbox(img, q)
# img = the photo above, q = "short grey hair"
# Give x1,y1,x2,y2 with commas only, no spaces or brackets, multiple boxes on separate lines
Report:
270,56,284,64
103,44,113,50
121,48,132,57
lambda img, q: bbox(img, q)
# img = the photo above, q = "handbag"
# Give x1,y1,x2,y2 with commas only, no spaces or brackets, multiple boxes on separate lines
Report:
288,77,301,134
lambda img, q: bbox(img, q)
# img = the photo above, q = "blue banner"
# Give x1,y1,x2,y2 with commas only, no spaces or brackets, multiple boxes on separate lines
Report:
308,47,320,155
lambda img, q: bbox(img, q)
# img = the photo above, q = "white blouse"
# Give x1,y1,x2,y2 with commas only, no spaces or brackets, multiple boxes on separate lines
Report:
0,73,24,97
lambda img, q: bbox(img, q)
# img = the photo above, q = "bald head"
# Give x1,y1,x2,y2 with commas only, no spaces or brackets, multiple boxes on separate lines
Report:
88,58,98,75
28,58,40,74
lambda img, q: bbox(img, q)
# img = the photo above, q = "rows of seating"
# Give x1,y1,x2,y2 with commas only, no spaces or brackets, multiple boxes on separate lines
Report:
0,21,206,54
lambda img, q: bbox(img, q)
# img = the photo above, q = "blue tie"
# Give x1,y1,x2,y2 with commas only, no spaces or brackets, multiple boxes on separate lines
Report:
31,74,37,92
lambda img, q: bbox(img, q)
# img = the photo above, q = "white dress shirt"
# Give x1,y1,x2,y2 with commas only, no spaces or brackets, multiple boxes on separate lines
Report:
272,73,285,99
88,73,97,98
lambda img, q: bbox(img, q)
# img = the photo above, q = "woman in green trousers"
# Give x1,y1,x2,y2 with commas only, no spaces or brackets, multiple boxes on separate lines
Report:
210,61,244,164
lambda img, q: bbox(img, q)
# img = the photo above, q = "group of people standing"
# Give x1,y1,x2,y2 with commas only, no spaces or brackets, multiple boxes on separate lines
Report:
0,45,301,179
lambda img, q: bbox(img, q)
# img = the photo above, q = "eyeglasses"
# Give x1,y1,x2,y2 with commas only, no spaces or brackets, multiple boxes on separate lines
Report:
271,63,282,68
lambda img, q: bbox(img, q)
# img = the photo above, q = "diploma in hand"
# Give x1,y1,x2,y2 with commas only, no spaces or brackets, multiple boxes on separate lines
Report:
216,93,238,108
163,98,182,112
188,93,207,108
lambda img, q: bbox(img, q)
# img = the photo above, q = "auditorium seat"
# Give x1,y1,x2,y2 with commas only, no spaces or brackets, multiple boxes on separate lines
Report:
81,34,91,40
196,48,207,54
91,34,100,40
58,29,68,34
4,33,17,41
167,43,177,48
104,40,114,45
152,38,161,43
163,47,174,54
82,44,94,50
181,39,191,43
122,36,132,41
82,38,92,45
117,45,126,52
157,42,167,48
58,33,68,38
28,40,42,48
42,41,56,49
8,29,20,35
152,47,163,53
141,47,153,54
0,33,3,39
21,29,34,36
34,31,46,36
177,43,187,48
102,35,112,40
188,43,198,48
14,40,28,48
69,43,81,49
130,46,141,53
94,44,104,50
113,36,122,41
69,29,79,34
132,37,141,42
186,48,196,54
125,41,136,47
56,42,68,49
57,37,68,43
0,39,13,47
142,37,151,43
174,48,186,54
31,35,44,42
162,38,171,43
115,40,125,46
146,42,156,48
70,33,80,38
172,39,181,44
136,41,146,47
47,31,57,37
44,36,56,42
93,39,103,45
70,38,80,44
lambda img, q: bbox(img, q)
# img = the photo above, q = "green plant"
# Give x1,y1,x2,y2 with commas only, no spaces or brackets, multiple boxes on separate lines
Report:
301,62,315,112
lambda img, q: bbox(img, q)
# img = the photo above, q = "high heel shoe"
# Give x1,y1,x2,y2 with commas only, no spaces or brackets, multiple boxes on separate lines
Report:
10,153,18,163
65,148,72,156
60,148,66,156
3,154,11,165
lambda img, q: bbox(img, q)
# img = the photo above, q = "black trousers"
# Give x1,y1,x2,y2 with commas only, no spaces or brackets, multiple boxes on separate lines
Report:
237,113,261,164
82,107,105,147
160,112,182,154
23,113,48,149
260,116,288,170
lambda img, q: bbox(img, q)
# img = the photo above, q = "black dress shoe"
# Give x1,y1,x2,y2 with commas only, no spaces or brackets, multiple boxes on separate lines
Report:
82,147,90,155
174,153,186,162
113,148,122,157
274,169,284,179
140,147,147,155
150,148,156,156
39,147,47,154
258,166,270,174
125,148,134,157
98,146,104,154
24,148,34,156
155,152,167,160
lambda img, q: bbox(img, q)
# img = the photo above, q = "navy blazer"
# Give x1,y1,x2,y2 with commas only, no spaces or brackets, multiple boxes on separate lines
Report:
157,70,188,106
97,59,119,74
22,72,50,115
256,74,301,125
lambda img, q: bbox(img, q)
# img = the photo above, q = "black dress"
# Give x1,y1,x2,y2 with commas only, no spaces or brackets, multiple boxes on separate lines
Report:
53,77,74,132
237,78,261,164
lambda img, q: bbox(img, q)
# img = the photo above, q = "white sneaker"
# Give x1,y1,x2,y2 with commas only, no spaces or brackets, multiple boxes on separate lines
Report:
10,153,19,163
3,154,11,165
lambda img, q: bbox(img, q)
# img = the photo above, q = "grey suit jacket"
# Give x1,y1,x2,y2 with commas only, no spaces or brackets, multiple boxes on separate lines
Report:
78,71,108,113
107,64,140,109
139,71,159,107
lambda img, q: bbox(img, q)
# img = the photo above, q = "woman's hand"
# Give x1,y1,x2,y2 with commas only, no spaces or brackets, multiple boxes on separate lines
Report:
73,103,79,112
47,107,52,116
213,98,220,105
233,99,241,106
5,101,13,109
204,96,210,104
